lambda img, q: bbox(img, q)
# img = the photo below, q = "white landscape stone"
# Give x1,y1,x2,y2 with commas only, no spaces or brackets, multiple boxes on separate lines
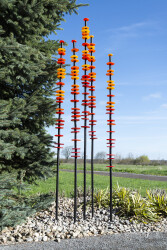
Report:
0,197,167,246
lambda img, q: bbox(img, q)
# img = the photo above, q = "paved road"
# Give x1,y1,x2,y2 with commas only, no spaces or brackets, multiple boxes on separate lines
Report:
61,169,167,182
1,232,167,250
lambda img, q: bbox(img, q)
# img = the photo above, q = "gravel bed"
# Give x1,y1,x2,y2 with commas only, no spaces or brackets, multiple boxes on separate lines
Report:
0,197,167,246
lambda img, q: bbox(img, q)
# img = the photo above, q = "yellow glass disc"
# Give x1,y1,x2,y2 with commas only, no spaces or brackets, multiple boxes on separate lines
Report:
56,94,64,96
107,69,114,72
107,87,115,90
57,68,66,72
57,72,66,75
71,55,78,58
71,70,79,73
71,84,79,87
82,36,90,39
107,101,115,104
88,46,95,49
106,105,114,108
57,75,65,79
82,26,89,29
71,76,79,80
58,48,66,51
82,29,90,33
82,50,89,53
107,80,114,83
82,64,90,67
56,90,65,93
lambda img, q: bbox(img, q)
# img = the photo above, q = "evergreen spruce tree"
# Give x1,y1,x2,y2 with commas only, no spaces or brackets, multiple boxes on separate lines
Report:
0,0,88,229
0,0,87,183
0,171,56,230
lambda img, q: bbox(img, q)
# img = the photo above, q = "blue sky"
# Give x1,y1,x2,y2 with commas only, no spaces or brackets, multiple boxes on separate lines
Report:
47,0,167,160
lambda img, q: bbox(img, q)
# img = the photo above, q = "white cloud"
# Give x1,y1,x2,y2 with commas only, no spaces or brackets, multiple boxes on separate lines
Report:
143,92,161,101
117,93,123,97
150,93,161,98
115,22,150,32
115,115,167,125
114,99,120,104
99,100,106,106
161,104,167,109
117,82,130,86
104,21,160,39
110,80,167,87
116,115,167,121
105,22,147,33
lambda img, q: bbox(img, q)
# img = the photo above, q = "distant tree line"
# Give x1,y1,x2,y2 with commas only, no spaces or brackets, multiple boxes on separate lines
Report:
61,147,167,166
114,153,150,165
113,153,167,166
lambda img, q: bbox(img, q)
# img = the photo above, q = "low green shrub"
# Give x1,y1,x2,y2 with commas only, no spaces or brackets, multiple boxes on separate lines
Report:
146,189,167,217
94,188,110,208
113,185,158,222
93,185,165,222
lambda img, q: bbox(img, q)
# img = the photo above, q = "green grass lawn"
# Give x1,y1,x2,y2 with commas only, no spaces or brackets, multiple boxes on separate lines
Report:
24,171,167,198
59,163,167,176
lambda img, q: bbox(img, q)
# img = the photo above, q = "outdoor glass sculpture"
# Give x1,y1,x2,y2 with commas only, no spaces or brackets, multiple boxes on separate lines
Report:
81,18,91,220
55,19,116,222
55,40,66,220
88,35,97,217
70,40,81,222
106,53,116,221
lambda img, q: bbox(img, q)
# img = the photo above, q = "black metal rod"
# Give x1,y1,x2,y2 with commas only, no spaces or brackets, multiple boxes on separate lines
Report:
91,128,94,217
109,55,112,221
74,139,77,222
83,40,87,220
83,19,88,220
56,141,60,220
56,94,62,220
90,36,94,218
56,42,63,221
73,41,77,223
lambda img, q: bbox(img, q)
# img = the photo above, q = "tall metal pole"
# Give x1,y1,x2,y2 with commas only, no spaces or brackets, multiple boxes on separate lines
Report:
88,36,97,217
81,18,90,220
70,40,80,223
55,40,66,221
106,54,116,221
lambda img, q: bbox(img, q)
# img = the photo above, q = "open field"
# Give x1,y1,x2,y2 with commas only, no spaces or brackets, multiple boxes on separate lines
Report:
24,171,167,198
59,163,167,176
